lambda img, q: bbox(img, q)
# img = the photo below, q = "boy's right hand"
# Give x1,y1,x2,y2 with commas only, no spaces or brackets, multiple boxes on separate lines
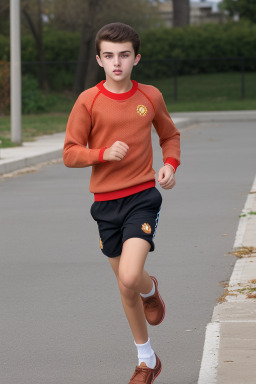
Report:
103,141,129,161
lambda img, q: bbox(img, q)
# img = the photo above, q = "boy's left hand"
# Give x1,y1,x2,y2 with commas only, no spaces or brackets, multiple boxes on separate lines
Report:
158,165,176,189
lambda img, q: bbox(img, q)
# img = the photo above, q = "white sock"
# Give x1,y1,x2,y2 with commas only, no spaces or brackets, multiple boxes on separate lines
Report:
134,338,156,369
140,280,155,298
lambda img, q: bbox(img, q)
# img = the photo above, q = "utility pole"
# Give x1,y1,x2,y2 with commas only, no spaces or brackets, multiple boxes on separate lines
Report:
10,0,22,144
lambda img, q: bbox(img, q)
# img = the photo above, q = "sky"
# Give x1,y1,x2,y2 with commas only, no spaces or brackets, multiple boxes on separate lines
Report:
190,0,221,2
190,0,222,12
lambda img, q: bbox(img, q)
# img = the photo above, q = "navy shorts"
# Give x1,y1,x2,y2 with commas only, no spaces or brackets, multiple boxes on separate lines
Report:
90,187,162,258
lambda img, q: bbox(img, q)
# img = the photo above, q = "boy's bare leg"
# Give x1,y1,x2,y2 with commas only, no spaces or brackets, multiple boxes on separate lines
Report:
108,238,153,344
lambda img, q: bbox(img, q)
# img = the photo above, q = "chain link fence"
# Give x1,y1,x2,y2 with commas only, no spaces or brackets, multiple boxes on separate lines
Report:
133,57,256,101
1,56,256,114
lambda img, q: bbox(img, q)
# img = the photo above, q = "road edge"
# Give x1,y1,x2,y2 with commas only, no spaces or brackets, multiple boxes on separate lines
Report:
197,175,256,384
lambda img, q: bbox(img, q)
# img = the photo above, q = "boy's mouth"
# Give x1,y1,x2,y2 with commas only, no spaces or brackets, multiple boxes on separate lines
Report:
113,70,122,74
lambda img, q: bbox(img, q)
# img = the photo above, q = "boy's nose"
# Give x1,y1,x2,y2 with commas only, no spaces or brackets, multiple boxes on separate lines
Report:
114,56,121,66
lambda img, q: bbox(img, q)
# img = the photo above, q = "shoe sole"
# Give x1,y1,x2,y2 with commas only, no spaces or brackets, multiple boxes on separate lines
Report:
151,355,162,383
150,276,166,325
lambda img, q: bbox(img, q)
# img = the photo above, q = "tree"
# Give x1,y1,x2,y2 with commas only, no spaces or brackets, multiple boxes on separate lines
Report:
173,0,190,27
71,0,161,93
219,0,256,23
0,0,49,89
22,0,48,89
74,0,102,94
0,2,10,35
2,0,161,93
42,0,89,32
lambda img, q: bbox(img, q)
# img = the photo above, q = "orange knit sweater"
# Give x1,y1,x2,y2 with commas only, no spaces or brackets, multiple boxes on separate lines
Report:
63,80,180,201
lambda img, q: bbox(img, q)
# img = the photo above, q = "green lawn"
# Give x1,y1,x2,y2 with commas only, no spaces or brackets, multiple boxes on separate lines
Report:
149,72,256,111
0,114,69,147
0,72,255,148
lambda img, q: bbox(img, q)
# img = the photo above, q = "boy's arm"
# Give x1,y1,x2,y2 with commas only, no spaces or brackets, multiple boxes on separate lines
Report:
152,91,181,173
63,96,106,168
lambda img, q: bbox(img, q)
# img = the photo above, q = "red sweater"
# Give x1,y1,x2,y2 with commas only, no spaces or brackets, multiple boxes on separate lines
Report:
63,80,180,201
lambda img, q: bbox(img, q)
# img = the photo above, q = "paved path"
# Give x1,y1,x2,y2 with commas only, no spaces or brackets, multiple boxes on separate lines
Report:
198,176,256,384
0,112,256,383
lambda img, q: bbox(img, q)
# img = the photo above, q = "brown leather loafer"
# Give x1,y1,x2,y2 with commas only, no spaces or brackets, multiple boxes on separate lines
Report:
129,354,161,384
141,276,165,326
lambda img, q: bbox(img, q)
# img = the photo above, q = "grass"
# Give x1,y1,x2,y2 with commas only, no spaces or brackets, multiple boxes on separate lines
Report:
0,71,256,148
0,114,69,148
149,72,256,112
0,90,74,148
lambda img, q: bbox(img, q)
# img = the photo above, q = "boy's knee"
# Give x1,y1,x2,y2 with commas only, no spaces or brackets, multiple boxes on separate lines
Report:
118,281,137,300
119,269,141,292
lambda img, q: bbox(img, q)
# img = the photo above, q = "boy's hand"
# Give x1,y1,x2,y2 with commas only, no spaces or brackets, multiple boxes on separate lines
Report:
103,141,129,162
158,165,176,189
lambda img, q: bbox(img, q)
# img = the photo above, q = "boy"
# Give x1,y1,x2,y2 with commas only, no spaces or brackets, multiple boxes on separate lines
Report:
63,22,180,384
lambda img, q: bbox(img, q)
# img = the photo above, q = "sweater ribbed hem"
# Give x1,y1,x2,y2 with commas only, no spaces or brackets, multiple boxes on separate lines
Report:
94,180,155,201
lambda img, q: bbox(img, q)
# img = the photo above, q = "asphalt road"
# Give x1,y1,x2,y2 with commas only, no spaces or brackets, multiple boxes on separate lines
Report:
1,120,255,384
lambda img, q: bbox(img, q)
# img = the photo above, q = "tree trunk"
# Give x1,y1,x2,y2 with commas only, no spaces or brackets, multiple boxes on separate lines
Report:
74,0,102,95
173,0,190,27
84,33,101,89
36,0,48,89
22,0,48,89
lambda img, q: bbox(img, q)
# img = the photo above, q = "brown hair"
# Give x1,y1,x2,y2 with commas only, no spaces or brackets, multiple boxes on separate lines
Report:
95,22,140,57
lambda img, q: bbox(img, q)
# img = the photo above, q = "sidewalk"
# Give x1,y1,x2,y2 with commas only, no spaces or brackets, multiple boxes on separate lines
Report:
0,116,190,176
1,111,256,383
0,132,65,175
215,176,256,384
198,176,256,384
2,110,256,176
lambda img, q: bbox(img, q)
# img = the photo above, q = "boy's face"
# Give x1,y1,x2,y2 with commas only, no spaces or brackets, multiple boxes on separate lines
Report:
96,41,141,83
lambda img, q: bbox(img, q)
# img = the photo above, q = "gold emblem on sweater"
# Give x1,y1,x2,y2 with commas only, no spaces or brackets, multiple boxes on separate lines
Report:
137,105,147,116
99,238,103,250
141,223,151,234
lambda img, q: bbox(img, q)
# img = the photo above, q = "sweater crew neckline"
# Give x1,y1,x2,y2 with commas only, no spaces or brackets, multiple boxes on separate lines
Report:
96,80,138,100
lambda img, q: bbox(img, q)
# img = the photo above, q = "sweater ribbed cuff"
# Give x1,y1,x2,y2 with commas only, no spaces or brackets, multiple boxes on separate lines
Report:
99,147,107,163
164,157,180,173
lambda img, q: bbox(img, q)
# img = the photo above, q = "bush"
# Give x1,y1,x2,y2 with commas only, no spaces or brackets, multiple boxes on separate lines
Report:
0,21,256,86
0,61,10,115
22,75,48,114
139,20,256,77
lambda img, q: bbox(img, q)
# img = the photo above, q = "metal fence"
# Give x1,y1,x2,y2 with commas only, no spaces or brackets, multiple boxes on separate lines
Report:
1,56,256,106
133,57,256,101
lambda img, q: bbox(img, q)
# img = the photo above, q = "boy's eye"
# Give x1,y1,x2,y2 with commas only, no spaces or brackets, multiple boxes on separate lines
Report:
103,53,129,59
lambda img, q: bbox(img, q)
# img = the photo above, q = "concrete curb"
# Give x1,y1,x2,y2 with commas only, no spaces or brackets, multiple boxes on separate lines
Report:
1,110,255,176
171,110,256,123
0,132,65,176
198,175,256,384
0,149,63,175
0,118,191,176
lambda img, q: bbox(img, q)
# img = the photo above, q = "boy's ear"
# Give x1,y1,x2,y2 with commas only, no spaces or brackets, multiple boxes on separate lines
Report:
133,54,141,66
96,55,103,68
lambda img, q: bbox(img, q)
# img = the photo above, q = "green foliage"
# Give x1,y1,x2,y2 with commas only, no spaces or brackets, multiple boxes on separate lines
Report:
21,30,79,90
1,21,256,88
0,2,9,36
41,0,162,33
0,35,10,61
219,0,256,24
141,20,256,59
22,74,48,114
137,21,256,78
21,36,38,61
0,61,10,115
43,30,80,61
43,30,80,90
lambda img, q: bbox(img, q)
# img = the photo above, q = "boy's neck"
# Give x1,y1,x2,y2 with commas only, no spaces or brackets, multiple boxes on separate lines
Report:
103,77,133,94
